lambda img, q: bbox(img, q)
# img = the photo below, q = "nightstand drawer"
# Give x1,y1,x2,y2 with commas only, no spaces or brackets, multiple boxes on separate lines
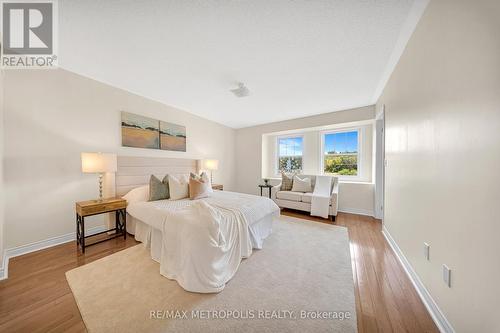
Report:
212,184,223,191
81,202,125,215
76,199,127,217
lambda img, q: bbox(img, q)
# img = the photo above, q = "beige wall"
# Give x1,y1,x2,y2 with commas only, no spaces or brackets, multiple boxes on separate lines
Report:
235,105,376,215
3,69,236,249
377,0,500,331
0,70,4,267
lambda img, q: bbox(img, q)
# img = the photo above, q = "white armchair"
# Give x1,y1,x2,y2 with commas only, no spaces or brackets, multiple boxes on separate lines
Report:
271,175,339,221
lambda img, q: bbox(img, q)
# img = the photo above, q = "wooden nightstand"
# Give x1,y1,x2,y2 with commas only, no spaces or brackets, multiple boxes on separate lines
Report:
212,184,223,191
75,198,127,253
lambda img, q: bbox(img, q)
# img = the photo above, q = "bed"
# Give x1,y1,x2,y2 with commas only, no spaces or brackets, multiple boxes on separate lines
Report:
115,156,280,293
126,190,279,261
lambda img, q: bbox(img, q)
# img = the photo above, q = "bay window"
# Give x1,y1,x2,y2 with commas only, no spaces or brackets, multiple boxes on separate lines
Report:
277,136,303,174
321,129,360,177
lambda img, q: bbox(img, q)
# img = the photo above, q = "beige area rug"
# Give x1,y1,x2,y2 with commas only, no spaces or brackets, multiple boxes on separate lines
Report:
66,215,357,333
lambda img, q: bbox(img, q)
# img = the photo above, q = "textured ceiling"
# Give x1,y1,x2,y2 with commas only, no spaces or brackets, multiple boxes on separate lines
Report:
59,0,428,128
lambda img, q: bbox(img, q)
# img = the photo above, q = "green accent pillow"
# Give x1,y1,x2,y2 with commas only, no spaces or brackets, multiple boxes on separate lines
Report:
149,175,169,201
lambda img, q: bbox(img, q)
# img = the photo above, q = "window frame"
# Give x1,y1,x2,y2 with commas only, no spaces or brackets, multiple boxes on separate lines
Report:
320,128,362,181
275,134,305,176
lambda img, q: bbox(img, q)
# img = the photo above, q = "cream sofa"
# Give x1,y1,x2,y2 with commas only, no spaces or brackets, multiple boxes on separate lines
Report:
271,175,339,221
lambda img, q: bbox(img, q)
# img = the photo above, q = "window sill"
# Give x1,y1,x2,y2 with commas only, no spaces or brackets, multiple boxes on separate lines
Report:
339,180,374,185
264,176,373,185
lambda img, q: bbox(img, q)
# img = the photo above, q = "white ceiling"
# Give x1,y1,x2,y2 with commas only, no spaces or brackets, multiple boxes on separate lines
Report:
59,0,427,128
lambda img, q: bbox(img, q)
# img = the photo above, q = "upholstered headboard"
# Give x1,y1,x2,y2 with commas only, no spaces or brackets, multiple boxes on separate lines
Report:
115,156,199,196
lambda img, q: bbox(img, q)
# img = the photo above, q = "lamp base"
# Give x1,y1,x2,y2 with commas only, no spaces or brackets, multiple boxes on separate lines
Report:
99,173,103,200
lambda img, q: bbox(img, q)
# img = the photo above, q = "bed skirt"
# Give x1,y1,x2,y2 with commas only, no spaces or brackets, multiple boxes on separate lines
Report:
126,213,275,263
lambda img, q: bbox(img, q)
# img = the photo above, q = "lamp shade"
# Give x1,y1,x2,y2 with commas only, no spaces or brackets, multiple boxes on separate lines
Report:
81,153,117,173
203,159,219,171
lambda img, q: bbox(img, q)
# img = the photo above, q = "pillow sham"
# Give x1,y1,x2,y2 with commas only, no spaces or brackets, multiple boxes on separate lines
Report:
291,175,312,192
191,172,213,193
189,176,211,200
123,185,149,204
149,175,169,201
280,172,294,191
168,174,189,200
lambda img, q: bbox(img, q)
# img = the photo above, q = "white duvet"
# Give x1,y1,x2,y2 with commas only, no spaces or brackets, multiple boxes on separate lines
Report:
126,191,280,293
160,201,252,293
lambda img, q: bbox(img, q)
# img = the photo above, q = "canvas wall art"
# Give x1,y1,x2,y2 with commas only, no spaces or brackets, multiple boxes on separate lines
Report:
121,112,160,149
121,111,187,152
160,121,187,152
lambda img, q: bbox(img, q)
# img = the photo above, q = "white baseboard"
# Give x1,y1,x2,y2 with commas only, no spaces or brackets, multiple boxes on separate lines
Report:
382,225,455,333
338,207,374,217
0,225,106,281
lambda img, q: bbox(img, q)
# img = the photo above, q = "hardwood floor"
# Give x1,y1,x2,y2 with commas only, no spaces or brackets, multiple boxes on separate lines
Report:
282,209,439,333
0,235,139,332
0,212,438,333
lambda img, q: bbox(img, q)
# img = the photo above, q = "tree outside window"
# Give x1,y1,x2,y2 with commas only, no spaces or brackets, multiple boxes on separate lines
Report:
323,131,358,176
278,136,303,173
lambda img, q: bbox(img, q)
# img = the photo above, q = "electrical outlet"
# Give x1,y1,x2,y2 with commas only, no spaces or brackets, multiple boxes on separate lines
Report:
443,265,451,287
423,243,430,260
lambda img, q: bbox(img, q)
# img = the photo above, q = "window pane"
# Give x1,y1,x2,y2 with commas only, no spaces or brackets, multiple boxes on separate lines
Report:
323,131,358,176
278,137,303,172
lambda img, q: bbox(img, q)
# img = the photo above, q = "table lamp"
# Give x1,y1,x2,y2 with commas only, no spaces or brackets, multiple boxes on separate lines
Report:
203,159,219,184
81,152,117,200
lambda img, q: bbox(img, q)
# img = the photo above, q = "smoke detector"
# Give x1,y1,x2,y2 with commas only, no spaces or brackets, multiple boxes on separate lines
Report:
230,82,250,97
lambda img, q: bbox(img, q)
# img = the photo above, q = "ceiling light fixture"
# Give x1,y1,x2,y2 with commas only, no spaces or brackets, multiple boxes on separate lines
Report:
230,82,250,98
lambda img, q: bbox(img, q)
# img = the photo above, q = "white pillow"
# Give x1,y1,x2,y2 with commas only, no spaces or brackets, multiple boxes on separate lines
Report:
123,185,149,204
168,175,189,200
201,172,213,193
291,176,312,192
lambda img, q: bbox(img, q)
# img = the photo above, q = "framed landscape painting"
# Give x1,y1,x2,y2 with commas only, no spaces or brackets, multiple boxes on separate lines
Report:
121,112,160,149
160,121,187,152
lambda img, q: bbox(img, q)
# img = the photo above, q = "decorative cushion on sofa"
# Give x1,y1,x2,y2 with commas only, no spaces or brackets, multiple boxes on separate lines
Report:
276,191,302,202
280,172,294,191
291,175,312,192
